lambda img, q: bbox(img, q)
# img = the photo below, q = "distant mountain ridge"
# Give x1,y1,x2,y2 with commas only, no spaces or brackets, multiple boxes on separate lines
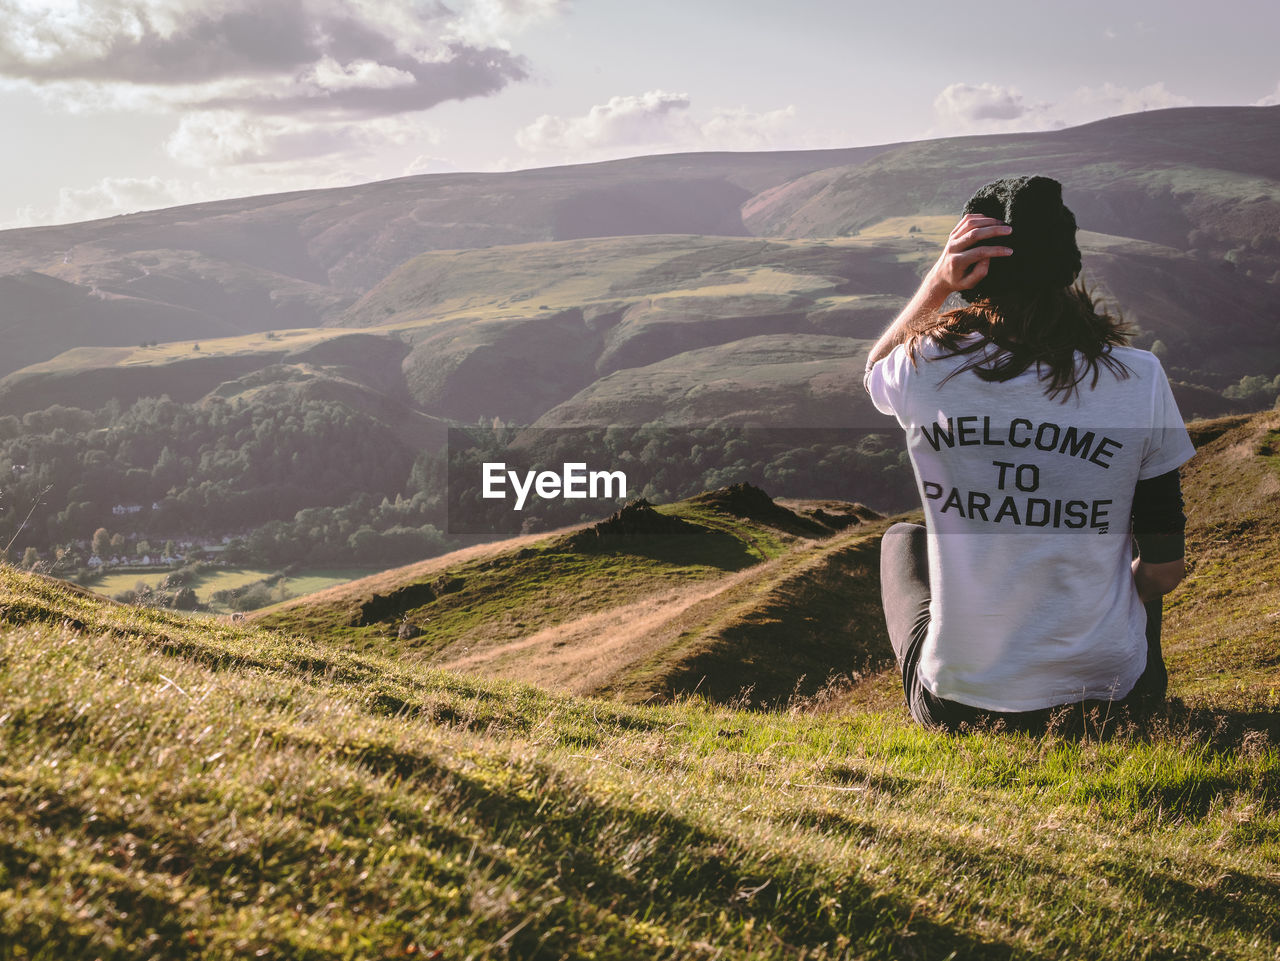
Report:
0,144,899,377
1,105,1276,384
1,105,1277,566
744,106,1280,247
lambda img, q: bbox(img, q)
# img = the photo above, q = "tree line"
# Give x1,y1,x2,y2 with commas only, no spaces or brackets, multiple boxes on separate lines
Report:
1,396,915,574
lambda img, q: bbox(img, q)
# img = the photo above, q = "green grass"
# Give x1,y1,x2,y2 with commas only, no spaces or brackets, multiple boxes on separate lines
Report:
281,568,383,600
656,499,795,561
255,493,826,667
1,562,1277,959
257,537,737,657
344,236,863,330
1163,410,1280,709
21,327,342,375
3,412,1280,958
1254,428,1280,467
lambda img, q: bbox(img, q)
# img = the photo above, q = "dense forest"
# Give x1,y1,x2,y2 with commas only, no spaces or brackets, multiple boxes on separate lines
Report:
0,396,916,574
0,396,428,571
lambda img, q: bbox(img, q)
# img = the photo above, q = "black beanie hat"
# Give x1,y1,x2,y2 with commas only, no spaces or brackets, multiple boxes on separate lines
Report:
959,175,1081,302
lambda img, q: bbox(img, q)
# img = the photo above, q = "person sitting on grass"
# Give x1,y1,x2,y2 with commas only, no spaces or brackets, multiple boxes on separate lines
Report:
863,175,1194,732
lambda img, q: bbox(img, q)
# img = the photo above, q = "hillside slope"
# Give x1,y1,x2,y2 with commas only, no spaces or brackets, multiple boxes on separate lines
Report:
1,106,1277,393
0,234,920,421
5,224,1267,424
255,406,1280,714
1164,409,1280,707
2,107,1277,574
255,485,890,706
1,473,1277,958
0,147,895,377
744,106,1280,255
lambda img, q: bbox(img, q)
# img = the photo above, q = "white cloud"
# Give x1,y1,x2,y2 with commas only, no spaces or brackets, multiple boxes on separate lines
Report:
304,57,417,94
1254,82,1280,107
516,90,799,161
165,110,436,167
700,105,797,149
517,90,691,153
931,80,1194,135
0,0,534,104
0,0,554,173
449,0,568,47
1,174,207,227
56,175,198,221
1069,81,1192,118
3,159,398,227
933,82,1034,127
165,111,270,166
404,154,459,176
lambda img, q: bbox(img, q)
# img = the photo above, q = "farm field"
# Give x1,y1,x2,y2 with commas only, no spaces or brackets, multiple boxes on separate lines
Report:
82,566,377,611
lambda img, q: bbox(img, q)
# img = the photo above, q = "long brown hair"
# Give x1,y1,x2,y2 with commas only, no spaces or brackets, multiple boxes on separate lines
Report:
907,281,1133,402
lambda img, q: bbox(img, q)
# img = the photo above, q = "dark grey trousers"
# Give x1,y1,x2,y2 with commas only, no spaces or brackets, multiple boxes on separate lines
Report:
879,522,1167,732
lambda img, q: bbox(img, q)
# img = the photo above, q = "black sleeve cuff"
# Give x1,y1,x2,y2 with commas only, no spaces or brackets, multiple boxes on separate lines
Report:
1132,469,1186,564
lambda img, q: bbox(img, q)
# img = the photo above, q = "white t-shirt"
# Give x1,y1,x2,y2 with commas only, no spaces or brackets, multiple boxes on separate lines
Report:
865,338,1196,711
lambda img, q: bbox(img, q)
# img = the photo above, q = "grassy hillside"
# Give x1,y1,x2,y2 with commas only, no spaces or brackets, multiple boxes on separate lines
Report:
5,107,1278,439
246,405,1280,709
0,327,414,417
741,108,1280,414
5,221,1269,425
743,106,1280,253
255,486,889,706
531,334,878,429
2,107,1277,581
11,222,1264,427
338,234,920,423
256,399,1280,715
85,565,376,613
2,437,1278,957
1164,409,1280,707
0,234,922,423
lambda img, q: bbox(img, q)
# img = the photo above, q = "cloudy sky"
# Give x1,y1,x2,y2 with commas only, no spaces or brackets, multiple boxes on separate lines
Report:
3,0,1278,228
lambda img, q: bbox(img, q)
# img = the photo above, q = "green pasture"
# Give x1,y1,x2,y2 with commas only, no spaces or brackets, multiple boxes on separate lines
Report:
1,560,1276,960
84,565,374,611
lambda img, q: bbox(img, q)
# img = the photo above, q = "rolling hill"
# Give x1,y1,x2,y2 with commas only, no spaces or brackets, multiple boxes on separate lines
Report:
1164,409,1280,707
0,409,1276,959
253,407,1280,712
1,105,1277,570
254,484,890,707
743,106,1280,253
0,146,898,378
0,105,1276,395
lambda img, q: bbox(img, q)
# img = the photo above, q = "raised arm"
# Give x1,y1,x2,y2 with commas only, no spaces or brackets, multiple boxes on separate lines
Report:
865,214,1015,369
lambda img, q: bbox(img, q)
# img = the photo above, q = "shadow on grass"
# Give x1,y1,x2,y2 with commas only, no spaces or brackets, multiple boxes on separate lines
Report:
1008,697,1280,754
422,753,1045,960
765,799,1280,954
